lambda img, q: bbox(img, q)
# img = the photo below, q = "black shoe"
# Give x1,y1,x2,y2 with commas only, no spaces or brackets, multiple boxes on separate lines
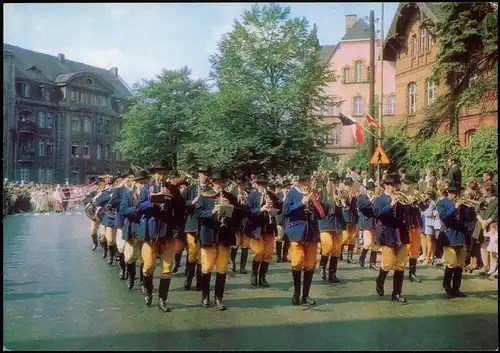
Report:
201,296,210,308
118,255,126,280
214,272,227,310
101,241,108,259
301,296,316,306
376,269,389,296
301,270,315,306
319,255,328,280
195,264,202,291
215,297,227,310
201,272,211,308
258,262,270,287
408,258,422,283
452,268,467,297
157,278,171,312
184,261,196,290
240,248,249,274
126,263,136,290
328,256,340,283
143,275,153,306
276,241,283,263
251,260,260,286
392,270,407,303
346,245,355,264
91,234,98,251
369,250,379,271
443,267,454,296
230,247,238,272
359,249,368,268
139,263,145,293
292,269,301,306
108,245,116,266
391,293,407,303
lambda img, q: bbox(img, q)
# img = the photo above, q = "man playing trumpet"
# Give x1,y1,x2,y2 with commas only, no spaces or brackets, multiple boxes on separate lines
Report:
356,180,379,270
229,174,252,274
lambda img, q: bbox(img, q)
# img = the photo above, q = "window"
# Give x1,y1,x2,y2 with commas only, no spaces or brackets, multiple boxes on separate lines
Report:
97,144,102,160
46,139,53,156
94,95,99,106
46,113,54,129
19,139,33,152
102,97,107,107
427,32,433,51
330,155,341,164
419,27,426,54
464,129,476,145
331,98,340,117
427,79,436,105
353,96,363,116
71,141,80,158
84,117,92,133
116,149,122,161
38,139,45,156
21,83,31,98
46,167,53,183
38,112,46,128
42,87,50,101
19,110,34,123
72,117,80,132
331,124,341,146
354,61,363,82
83,141,91,158
388,95,396,115
39,167,46,183
20,167,30,181
407,82,417,114
71,90,77,101
104,120,110,134
79,92,85,103
70,167,79,183
343,68,350,83
104,144,110,160
411,36,417,57
97,118,103,134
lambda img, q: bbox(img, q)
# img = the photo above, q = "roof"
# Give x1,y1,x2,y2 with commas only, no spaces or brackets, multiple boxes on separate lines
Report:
3,43,132,98
341,18,370,41
318,44,337,65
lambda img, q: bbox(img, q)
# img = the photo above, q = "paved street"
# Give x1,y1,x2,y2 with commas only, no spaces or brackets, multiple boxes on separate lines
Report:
3,209,498,351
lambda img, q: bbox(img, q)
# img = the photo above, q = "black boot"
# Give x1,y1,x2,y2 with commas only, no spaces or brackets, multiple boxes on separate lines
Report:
184,261,196,290
108,245,116,266
214,273,227,311
201,272,211,308
139,263,145,294
292,269,301,305
391,270,407,303
158,278,171,312
452,267,467,297
258,261,270,287
91,234,98,251
346,244,355,264
143,275,153,306
328,256,340,283
319,255,329,280
195,264,202,291
172,252,182,274
369,251,379,271
101,241,108,259
339,245,344,261
301,270,316,306
409,258,422,283
126,263,136,290
276,241,283,262
359,248,368,268
251,260,260,286
282,239,290,262
443,267,454,296
376,269,389,296
230,247,238,272
240,248,249,274
184,252,189,277
118,254,127,280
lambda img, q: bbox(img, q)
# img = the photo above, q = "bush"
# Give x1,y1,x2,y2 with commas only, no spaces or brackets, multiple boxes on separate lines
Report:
461,127,498,181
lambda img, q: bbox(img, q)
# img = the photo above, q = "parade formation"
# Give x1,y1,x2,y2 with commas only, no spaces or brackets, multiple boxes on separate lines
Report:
81,161,498,313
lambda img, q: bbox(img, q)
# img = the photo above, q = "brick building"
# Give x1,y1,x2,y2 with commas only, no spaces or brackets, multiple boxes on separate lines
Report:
382,3,497,145
3,44,132,184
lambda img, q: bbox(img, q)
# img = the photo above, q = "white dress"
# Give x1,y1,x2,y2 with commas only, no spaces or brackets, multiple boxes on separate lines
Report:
486,231,498,254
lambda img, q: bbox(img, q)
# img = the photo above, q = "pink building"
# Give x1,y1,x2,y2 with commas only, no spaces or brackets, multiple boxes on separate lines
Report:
319,15,396,165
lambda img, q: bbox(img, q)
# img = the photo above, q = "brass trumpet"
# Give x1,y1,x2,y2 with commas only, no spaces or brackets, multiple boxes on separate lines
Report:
455,197,481,208
392,191,412,205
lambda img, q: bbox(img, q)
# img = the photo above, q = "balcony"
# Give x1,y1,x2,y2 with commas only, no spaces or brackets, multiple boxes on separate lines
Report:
18,151,35,163
18,121,37,134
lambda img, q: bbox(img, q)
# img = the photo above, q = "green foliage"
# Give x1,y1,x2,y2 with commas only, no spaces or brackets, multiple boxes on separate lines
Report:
461,127,498,181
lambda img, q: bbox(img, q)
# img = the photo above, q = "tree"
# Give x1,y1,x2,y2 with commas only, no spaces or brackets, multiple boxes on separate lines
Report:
118,67,208,169
420,2,498,137
461,127,498,181
189,3,336,174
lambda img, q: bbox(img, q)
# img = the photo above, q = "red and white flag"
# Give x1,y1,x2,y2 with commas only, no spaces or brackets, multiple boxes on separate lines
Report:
338,113,365,145
364,110,383,131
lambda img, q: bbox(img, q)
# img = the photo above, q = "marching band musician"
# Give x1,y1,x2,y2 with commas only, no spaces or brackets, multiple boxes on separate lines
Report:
137,160,185,312
183,165,212,291
176,177,190,276
283,172,322,306
340,177,359,263
318,172,345,284
356,180,379,270
244,173,280,287
83,180,101,251
167,170,186,274
436,184,471,297
275,179,292,263
373,170,409,303
195,169,238,310
229,174,252,273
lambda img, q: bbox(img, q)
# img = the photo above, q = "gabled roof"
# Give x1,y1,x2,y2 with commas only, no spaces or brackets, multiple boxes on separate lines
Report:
318,44,337,66
3,43,132,98
341,18,370,41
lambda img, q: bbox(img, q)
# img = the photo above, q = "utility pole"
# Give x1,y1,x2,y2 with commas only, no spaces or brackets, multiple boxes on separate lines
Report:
377,3,384,185
368,10,376,179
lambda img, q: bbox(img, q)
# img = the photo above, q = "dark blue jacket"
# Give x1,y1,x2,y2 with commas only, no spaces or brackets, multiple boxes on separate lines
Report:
95,188,115,227
243,190,278,239
373,193,410,246
183,184,199,233
342,196,359,224
436,196,471,247
317,193,345,232
283,188,320,243
356,194,375,231
112,186,126,229
231,188,248,232
119,186,141,241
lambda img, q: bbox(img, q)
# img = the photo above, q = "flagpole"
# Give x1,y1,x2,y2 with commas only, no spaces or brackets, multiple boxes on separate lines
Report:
358,120,381,140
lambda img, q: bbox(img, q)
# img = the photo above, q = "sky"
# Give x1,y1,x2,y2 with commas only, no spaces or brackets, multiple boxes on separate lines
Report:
4,2,398,87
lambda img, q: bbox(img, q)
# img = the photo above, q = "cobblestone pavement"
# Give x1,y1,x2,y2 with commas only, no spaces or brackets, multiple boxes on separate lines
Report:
3,209,498,351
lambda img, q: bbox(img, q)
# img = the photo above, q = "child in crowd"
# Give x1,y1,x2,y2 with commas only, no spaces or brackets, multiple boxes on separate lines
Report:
486,222,498,279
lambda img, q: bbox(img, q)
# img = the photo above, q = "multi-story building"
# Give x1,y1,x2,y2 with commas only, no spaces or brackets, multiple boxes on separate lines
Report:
319,15,397,164
3,44,132,184
383,2,497,145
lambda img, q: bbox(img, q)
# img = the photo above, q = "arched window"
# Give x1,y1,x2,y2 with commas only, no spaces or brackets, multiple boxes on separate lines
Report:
353,96,363,116
426,79,436,105
388,95,396,115
354,61,363,82
411,36,417,57
419,27,426,54
343,67,350,83
464,129,476,145
331,124,341,146
407,83,416,114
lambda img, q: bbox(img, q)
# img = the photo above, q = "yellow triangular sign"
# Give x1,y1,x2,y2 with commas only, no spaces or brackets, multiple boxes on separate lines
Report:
369,144,390,164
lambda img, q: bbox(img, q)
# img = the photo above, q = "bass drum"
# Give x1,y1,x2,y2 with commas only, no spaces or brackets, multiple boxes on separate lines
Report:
95,206,105,223
85,202,97,221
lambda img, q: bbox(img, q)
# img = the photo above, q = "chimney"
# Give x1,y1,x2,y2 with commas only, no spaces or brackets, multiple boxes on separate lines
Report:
57,53,65,63
110,67,118,78
345,15,357,33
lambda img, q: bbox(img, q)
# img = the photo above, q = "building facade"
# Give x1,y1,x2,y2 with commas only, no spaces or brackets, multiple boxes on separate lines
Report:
319,15,397,164
383,3,498,145
3,44,132,184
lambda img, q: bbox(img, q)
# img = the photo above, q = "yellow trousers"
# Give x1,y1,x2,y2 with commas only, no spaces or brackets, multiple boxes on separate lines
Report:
234,232,251,249
320,231,342,257
124,239,143,264
443,245,467,269
90,220,99,236
290,241,319,271
407,228,421,259
141,238,175,279
200,244,230,274
186,232,201,263
250,233,275,263
104,226,117,246
98,225,106,243
380,245,408,271
341,223,358,245
362,230,377,251
174,238,185,255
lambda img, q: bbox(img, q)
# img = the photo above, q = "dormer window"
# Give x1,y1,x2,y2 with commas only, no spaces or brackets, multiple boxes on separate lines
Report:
85,78,94,86
28,65,42,73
